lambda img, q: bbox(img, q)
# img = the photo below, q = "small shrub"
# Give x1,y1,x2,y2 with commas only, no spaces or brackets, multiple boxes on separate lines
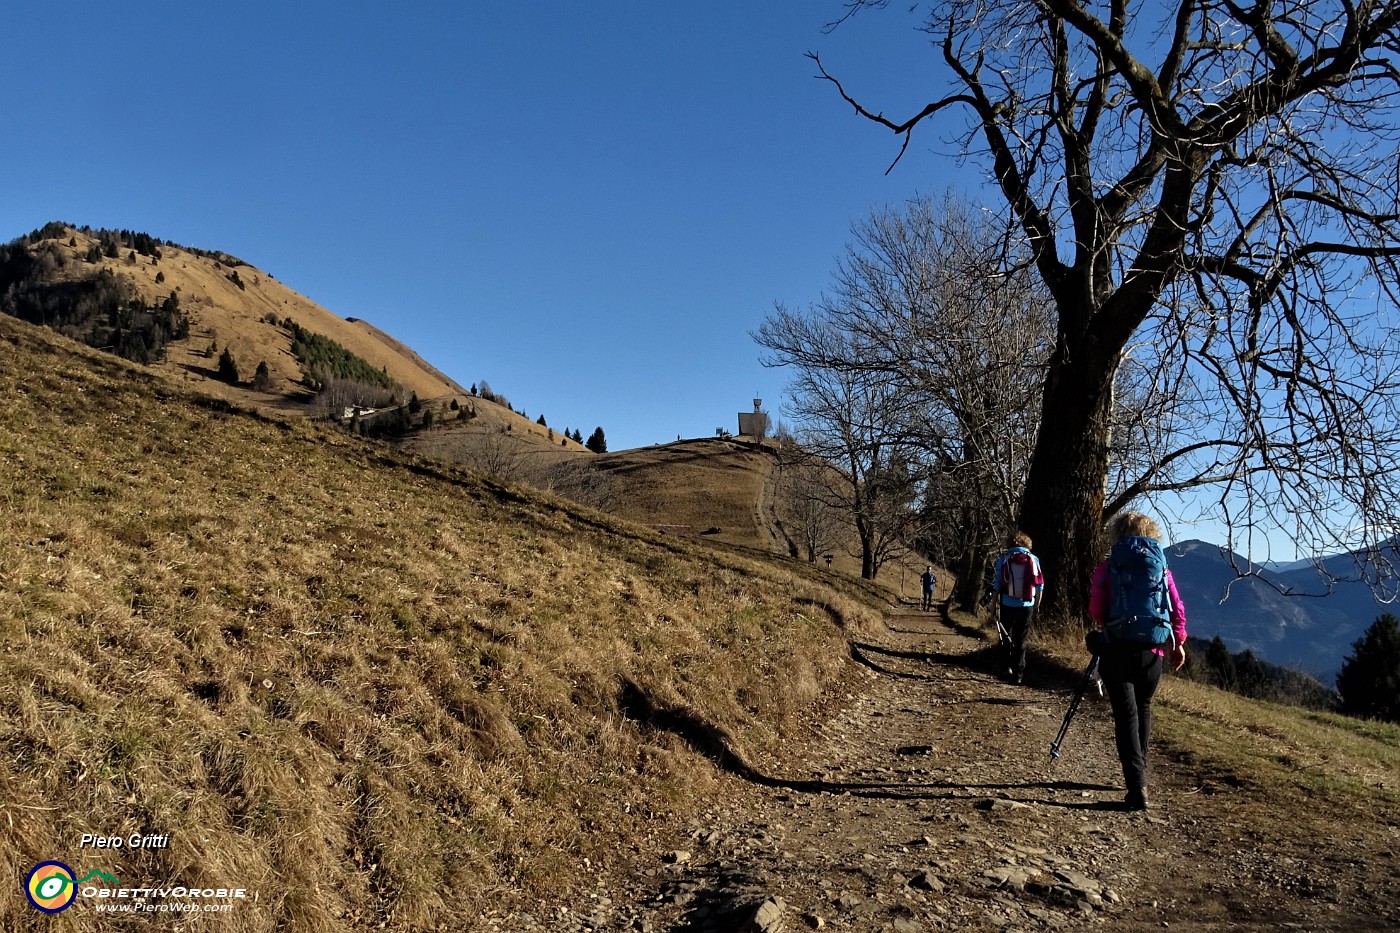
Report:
251,361,275,392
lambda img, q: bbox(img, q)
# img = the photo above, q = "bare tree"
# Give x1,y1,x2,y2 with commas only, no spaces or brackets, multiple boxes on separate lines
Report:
531,458,617,511
758,193,1057,604
758,312,923,579
815,0,1400,619
773,446,853,563
316,376,398,418
752,406,771,443
455,429,531,481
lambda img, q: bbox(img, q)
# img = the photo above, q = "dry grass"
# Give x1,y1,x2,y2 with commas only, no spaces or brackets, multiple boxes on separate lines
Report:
1152,676,1400,807
583,439,943,594
32,225,466,406
593,439,773,545
1018,615,1400,831
0,315,883,931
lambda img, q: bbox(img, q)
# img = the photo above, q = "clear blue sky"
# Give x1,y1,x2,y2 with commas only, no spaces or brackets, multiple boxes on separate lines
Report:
1,1,1304,557
2,1,980,450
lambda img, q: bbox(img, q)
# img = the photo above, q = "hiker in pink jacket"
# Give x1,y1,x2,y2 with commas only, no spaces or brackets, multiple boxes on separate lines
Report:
1088,512,1187,811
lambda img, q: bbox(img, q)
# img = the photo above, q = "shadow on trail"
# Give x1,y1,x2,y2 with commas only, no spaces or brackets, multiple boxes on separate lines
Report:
615,595,1118,814
849,641,960,681
616,677,1119,808
890,601,987,642
849,635,1015,685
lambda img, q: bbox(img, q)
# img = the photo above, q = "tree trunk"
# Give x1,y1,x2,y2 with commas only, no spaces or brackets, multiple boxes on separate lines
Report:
856,517,876,580
1017,341,1118,628
953,543,992,613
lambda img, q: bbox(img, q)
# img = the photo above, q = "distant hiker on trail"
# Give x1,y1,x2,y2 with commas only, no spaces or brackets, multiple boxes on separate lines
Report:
990,531,1044,685
921,566,937,612
1088,512,1188,812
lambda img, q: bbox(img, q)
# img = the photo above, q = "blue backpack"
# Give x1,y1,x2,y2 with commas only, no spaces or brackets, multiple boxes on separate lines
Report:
1105,536,1174,647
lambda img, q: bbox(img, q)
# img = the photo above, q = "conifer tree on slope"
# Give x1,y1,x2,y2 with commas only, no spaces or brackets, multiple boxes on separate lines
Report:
1337,614,1400,722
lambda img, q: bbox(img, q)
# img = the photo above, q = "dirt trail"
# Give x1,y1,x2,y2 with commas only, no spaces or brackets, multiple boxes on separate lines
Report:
495,607,1398,932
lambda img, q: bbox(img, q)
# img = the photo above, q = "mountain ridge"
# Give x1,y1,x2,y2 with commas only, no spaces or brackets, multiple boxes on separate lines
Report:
0,222,595,459
1167,537,1398,681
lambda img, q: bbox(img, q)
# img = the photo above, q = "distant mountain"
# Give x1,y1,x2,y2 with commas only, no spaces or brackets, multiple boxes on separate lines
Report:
1167,539,1399,682
1257,557,1317,574
0,222,585,458
0,222,468,404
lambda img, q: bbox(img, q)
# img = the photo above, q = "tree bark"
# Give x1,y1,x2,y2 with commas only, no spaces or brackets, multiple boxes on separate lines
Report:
953,543,992,613
1017,333,1119,626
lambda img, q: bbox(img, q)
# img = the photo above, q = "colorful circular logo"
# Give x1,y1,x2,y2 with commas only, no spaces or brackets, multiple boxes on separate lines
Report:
25,861,77,913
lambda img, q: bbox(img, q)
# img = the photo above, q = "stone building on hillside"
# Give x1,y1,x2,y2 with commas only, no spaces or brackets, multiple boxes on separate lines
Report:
737,399,769,441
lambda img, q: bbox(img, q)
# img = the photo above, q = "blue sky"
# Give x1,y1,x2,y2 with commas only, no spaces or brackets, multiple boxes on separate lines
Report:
2,2,980,449
5,1,1316,557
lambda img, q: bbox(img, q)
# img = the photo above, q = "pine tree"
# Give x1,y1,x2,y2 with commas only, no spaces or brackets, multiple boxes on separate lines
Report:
1337,614,1400,722
1235,650,1269,699
1205,636,1238,692
585,427,607,454
217,347,241,385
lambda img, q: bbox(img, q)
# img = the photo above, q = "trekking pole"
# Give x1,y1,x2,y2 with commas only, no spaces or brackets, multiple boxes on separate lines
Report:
1049,654,1101,763
994,616,1011,650
984,592,1010,648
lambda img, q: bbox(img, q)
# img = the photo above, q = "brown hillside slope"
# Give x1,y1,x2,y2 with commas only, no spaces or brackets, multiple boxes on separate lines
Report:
10,224,467,406
6,224,587,460
593,438,776,548
586,438,937,596
0,313,882,931
397,396,592,469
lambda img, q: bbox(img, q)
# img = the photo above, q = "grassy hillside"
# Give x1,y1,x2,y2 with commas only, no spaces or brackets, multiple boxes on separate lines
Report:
1031,622,1399,824
1,224,465,405
567,438,932,590
592,439,775,545
1154,672,1400,810
1,223,588,460
0,314,881,930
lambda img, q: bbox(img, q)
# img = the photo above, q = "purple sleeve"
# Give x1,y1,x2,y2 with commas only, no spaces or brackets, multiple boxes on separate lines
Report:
1165,569,1187,644
1088,560,1110,626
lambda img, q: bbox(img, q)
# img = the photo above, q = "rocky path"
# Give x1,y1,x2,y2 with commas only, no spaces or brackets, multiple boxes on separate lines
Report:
495,607,1397,932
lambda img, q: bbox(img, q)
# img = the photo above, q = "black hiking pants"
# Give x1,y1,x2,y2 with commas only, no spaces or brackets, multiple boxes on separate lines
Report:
1100,647,1164,792
922,589,934,611
999,604,1035,679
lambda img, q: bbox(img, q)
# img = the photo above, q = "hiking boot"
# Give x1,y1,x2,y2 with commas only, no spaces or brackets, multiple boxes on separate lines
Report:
1124,788,1149,811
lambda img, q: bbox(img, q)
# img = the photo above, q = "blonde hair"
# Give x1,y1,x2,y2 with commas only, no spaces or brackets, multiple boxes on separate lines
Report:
1007,530,1032,549
1112,511,1162,541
